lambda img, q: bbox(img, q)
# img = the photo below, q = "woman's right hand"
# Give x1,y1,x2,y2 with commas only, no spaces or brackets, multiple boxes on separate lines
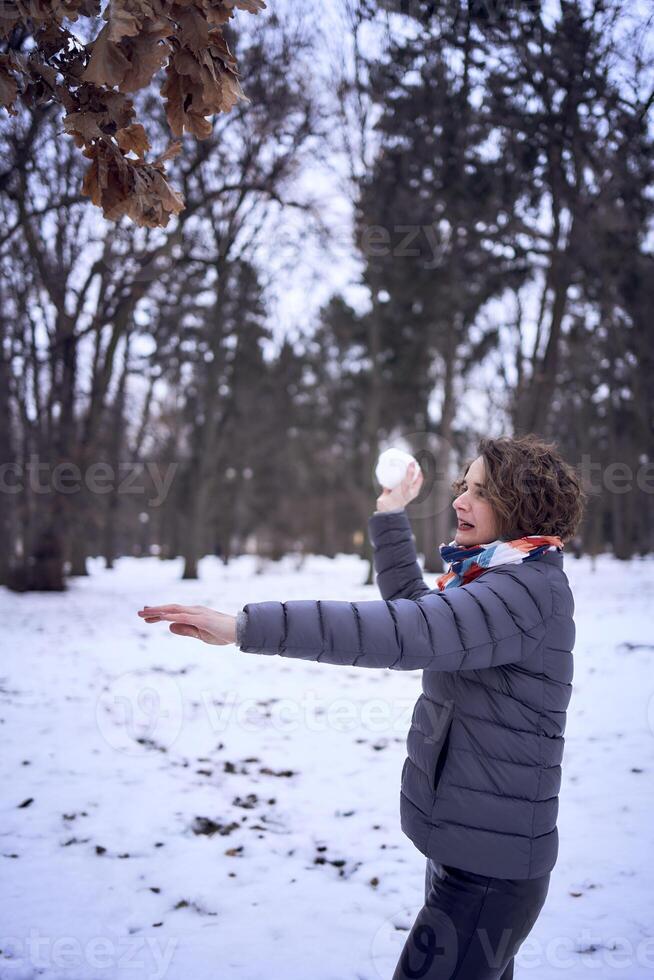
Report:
375,460,424,513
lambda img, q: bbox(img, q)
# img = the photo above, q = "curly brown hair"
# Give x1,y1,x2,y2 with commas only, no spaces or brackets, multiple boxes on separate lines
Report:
451,434,587,544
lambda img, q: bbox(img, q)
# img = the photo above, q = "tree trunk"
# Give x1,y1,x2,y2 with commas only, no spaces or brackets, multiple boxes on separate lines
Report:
103,508,116,570
0,341,15,586
68,534,89,576
361,300,383,586
182,487,203,579
30,525,66,590
428,344,457,573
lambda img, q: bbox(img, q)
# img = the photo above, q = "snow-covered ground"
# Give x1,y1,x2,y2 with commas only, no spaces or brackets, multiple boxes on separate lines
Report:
1,551,653,980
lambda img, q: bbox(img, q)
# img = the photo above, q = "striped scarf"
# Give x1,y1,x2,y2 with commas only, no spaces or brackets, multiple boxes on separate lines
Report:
436,535,564,591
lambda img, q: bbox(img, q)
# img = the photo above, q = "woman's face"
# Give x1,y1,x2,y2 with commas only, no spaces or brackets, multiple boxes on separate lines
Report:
452,456,500,545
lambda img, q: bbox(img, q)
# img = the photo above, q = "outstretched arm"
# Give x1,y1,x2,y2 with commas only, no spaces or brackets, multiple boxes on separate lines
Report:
237,563,554,671
138,559,553,672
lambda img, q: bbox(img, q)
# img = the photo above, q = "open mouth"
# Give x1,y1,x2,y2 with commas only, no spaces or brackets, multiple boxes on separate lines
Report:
457,520,474,530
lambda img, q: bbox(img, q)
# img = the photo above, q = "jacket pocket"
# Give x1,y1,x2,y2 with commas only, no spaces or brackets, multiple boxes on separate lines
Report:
429,699,455,794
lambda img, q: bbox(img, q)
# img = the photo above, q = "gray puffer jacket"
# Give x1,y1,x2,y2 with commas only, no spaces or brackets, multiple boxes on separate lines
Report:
237,509,575,879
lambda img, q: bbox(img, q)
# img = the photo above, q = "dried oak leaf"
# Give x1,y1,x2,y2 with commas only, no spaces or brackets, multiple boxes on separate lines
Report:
116,122,151,159
0,0,100,36
106,0,164,43
22,54,60,107
0,53,22,116
161,53,204,139
81,137,184,228
161,28,248,140
3,0,265,227
82,22,132,87
119,29,172,92
33,21,86,80
64,109,107,146
0,7,20,39
82,17,172,92
176,4,211,54
63,85,136,148
222,1,268,16
198,0,267,30
47,0,102,24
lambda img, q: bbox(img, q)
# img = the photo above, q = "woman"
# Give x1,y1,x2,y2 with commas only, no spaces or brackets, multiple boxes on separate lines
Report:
138,433,585,979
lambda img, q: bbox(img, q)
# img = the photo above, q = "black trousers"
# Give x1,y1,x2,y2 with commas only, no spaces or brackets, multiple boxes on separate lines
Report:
391,859,551,980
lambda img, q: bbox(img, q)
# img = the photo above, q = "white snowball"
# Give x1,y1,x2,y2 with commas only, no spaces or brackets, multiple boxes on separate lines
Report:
375,448,418,490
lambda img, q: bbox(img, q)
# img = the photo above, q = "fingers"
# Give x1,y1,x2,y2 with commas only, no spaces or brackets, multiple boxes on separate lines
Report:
170,622,201,639
140,604,184,612
137,605,208,629
402,462,422,487
141,616,204,639
137,604,203,617
145,611,203,626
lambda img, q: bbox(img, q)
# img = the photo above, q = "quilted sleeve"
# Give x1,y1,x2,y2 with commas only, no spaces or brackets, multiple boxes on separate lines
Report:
368,509,431,602
238,564,554,671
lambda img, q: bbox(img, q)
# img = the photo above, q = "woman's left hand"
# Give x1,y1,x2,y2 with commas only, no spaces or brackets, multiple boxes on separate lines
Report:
137,604,237,645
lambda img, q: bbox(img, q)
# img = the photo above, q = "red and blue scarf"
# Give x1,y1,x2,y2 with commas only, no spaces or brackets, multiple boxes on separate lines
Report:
436,535,564,591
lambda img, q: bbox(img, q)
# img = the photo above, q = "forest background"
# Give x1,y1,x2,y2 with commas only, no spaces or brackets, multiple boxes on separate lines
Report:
1,0,652,590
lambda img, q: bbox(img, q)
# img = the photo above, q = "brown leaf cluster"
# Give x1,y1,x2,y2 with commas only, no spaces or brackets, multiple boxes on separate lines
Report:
0,0,267,227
